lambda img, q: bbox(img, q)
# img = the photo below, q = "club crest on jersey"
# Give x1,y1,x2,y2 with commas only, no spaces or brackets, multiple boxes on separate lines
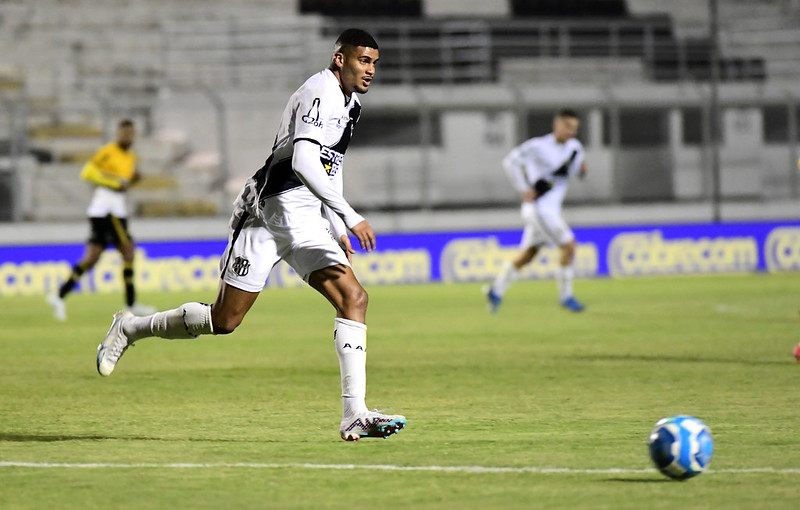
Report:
336,115,350,128
302,98,323,128
231,256,251,277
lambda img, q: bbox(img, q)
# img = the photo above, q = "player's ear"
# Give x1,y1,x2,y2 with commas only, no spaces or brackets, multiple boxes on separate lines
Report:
332,51,345,69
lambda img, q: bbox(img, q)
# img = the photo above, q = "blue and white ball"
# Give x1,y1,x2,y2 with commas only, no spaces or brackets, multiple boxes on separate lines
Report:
648,415,714,480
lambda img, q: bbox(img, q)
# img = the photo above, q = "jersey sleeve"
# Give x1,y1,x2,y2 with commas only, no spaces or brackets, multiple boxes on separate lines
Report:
80,161,123,189
292,84,337,146
82,145,123,189
502,146,528,194
503,139,546,193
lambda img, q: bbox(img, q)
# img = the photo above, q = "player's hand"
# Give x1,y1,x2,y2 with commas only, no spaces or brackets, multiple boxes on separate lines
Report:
522,190,536,202
117,179,130,191
532,178,552,199
339,234,356,263
349,220,376,252
579,162,588,180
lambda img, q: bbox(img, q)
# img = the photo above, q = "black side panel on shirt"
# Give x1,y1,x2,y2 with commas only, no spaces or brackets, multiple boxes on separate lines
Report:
253,154,303,198
331,102,360,154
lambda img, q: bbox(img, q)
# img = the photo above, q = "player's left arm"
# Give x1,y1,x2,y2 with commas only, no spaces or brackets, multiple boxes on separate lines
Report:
573,143,587,180
324,204,356,262
293,140,374,251
321,171,354,260
130,168,142,185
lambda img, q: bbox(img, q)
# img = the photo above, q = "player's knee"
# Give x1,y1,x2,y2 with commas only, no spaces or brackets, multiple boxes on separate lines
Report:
560,242,576,263
341,286,368,316
212,319,238,335
210,311,242,335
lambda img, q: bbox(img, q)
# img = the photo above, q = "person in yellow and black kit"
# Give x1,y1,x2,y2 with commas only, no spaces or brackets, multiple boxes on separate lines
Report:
47,119,155,321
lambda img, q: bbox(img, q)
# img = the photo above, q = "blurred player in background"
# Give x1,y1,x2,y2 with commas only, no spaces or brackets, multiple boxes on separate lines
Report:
47,119,154,321
95,29,406,441
484,108,588,313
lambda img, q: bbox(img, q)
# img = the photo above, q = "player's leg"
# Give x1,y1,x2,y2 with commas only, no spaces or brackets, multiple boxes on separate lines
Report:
306,264,405,440
111,216,154,315
308,265,368,418
499,245,539,292
123,279,258,341
47,240,104,321
61,243,104,297
97,284,257,378
557,239,584,311
535,207,584,312
96,212,274,376
485,202,544,313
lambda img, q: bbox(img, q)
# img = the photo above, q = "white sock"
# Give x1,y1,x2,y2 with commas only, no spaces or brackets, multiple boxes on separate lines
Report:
557,265,574,302
492,261,519,297
123,302,214,342
334,317,368,418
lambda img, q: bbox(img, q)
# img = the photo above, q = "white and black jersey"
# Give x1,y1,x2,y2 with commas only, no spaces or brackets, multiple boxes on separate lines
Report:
502,133,584,210
221,68,368,287
235,69,364,231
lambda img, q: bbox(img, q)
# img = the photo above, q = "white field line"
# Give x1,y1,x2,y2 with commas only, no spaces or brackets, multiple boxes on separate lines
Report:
1,461,799,475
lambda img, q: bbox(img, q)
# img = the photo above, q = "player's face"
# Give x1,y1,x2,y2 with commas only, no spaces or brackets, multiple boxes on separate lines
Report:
336,46,379,95
117,126,135,150
553,116,579,143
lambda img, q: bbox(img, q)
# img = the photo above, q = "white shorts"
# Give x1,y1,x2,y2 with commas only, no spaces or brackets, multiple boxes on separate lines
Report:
519,201,574,249
219,211,349,292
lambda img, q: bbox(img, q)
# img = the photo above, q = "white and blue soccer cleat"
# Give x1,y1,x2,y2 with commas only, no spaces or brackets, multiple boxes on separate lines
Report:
483,285,502,314
340,410,406,441
96,310,134,376
561,296,586,312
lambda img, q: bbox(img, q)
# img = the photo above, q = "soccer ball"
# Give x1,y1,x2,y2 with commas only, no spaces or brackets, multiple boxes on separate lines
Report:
648,415,714,480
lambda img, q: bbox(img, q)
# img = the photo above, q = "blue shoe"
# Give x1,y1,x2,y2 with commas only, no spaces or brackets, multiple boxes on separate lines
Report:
483,285,502,314
561,296,585,312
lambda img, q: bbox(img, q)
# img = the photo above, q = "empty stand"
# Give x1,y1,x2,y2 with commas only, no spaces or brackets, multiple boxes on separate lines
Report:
321,8,766,85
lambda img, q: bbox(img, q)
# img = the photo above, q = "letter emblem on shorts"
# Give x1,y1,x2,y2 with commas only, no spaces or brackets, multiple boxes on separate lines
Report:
232,256,251,277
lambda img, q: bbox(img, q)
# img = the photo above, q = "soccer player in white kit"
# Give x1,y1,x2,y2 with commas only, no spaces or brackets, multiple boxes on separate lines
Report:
96,29,406,441
485,109,588,313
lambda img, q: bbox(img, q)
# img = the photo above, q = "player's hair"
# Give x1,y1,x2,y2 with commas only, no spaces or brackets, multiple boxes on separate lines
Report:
555,108,579,120
118,119,134,129
334,28,379,52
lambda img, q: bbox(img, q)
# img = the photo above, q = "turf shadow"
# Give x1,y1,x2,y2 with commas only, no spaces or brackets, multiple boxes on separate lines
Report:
602,477,673,483
0,433,157,442
0,433,280,443
568,354,785,367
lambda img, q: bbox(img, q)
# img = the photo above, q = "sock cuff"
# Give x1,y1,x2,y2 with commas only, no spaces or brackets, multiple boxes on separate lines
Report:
334,317,367,331
188,302,214,336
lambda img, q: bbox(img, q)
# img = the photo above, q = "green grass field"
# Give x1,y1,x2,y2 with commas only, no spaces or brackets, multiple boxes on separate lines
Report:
1,273,799,509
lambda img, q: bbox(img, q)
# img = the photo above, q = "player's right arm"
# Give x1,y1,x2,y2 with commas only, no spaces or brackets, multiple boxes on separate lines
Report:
80,145,126,190
503,142,540,202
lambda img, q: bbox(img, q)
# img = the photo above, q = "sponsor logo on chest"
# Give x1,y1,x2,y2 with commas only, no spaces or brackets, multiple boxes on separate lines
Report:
320,146,344,176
